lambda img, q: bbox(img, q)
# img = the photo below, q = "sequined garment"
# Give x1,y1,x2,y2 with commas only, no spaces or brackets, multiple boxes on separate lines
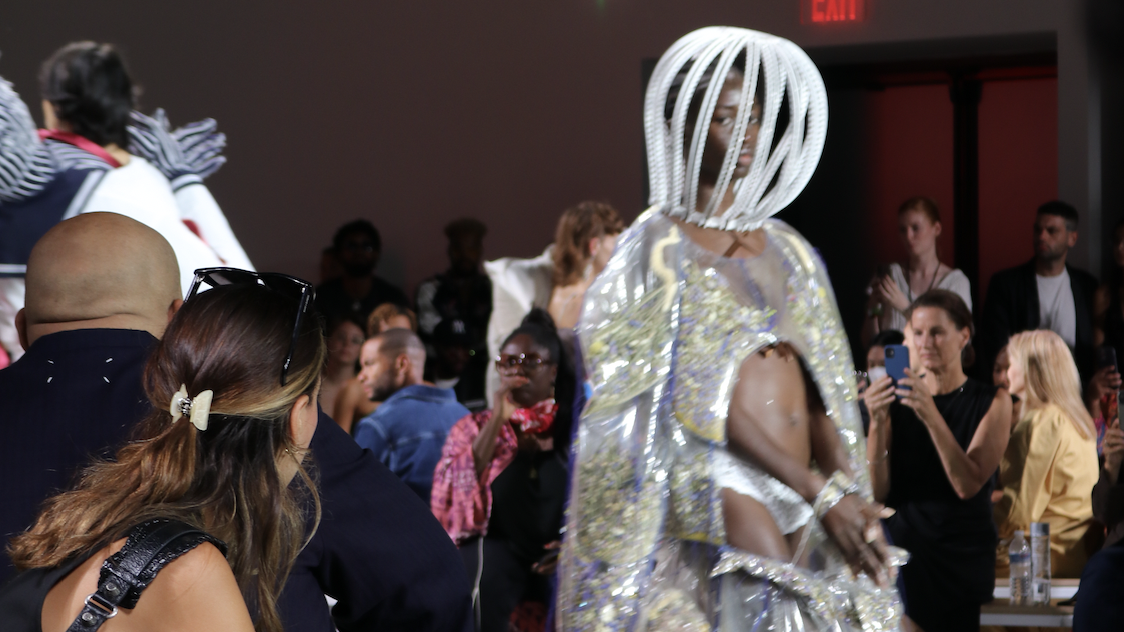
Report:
557,209,903,632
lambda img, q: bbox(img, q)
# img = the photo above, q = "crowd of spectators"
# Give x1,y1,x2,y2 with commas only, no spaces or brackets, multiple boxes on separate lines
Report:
4,37,1124,632
859,196,1124,630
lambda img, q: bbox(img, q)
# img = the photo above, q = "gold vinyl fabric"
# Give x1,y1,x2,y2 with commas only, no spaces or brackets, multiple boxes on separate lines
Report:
556,209,904,631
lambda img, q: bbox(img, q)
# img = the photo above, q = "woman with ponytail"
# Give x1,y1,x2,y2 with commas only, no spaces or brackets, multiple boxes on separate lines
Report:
0,271,326,632
432,308,574,632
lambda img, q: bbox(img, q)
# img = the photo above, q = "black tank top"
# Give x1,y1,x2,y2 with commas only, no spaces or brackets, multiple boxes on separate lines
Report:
886,377,998,542
0,550,96,632
884,377,999,604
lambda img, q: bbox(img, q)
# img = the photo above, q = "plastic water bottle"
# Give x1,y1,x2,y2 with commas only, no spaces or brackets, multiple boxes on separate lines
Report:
1030,522,1052,605
1008,530,1031,606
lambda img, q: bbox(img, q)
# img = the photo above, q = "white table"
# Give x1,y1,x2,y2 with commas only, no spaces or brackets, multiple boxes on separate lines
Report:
981,578,1078,628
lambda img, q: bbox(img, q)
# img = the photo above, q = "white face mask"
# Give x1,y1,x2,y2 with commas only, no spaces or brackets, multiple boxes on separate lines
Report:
644,27,829,231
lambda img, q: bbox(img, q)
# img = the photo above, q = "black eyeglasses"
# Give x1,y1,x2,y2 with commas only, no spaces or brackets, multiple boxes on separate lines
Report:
185,267,316,386
495,353,553,374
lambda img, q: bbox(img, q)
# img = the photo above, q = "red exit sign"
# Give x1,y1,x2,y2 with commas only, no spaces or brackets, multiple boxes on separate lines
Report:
802,0,866,23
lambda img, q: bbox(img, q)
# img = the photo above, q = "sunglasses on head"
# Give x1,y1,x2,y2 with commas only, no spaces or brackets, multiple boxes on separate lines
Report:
185,267,315,386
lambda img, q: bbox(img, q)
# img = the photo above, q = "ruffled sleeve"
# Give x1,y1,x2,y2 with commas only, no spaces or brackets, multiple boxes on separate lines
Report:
430,410,517,543
0,77,54,204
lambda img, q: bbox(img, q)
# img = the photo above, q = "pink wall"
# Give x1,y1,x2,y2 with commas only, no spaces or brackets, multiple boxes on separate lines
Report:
861,84,956,273
857,77,1058,311
978,77,1059,299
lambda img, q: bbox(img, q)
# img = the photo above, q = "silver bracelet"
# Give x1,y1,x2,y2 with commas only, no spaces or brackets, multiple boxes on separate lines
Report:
813,471,860,521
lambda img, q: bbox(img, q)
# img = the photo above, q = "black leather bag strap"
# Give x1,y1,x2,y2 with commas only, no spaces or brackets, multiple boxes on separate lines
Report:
66,518,227,631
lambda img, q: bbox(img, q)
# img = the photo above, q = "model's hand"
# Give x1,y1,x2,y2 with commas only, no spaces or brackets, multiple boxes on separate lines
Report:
896,368,940,427
170,117,227,179
821,495,888,583
878,275,910,313
863,376,895,426
128,109,227,181
1105,421,1124,484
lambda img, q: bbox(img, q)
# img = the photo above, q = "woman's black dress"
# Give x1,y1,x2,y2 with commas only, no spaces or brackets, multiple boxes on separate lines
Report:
884,378,998,632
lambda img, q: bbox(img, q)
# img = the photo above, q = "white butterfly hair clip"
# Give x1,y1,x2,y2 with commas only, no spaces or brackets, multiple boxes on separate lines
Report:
169,383,214,431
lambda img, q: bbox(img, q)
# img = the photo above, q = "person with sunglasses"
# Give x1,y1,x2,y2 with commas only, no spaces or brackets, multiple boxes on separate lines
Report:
432,308,576,632
0,266,326,632
183,272,475,632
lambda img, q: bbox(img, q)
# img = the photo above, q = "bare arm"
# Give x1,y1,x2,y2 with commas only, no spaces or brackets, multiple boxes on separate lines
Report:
332,379,363,433
864,376,895,503
899,369,1011,499
472,376,524,477
726,357,886,580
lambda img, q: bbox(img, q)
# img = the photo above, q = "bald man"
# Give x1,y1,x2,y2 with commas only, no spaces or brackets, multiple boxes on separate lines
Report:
0,212,181,583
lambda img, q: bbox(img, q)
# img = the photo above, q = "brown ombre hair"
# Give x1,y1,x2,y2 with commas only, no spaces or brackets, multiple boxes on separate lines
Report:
9,284,327,632
552,201,625,287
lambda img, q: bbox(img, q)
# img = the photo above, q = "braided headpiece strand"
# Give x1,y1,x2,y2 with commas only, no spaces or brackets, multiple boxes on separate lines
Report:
645,27,828,231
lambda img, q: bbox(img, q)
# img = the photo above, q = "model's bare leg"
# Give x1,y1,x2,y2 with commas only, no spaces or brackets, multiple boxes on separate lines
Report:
722,489,791,559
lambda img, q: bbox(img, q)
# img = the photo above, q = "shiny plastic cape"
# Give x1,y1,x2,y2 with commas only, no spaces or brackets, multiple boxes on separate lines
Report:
556,208,903,631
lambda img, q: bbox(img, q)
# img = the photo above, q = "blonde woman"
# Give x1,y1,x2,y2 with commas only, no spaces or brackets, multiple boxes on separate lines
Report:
996,329,1099,578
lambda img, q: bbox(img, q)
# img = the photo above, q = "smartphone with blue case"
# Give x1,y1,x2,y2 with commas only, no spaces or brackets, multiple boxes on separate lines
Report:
884,344,910,392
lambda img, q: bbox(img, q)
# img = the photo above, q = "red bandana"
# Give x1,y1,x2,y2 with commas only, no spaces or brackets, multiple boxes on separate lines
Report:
509,399,558,435
38,129,122,168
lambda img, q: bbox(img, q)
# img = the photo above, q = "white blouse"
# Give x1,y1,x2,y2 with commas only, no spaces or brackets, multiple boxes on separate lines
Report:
882,262,972,333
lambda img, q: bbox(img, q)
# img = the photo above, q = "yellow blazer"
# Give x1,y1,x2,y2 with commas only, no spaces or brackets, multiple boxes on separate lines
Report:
994,404,1098,578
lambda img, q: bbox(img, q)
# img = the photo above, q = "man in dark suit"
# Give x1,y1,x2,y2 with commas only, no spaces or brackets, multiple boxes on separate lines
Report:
979,200,1099,382
1,214,472,631
0,212,182,583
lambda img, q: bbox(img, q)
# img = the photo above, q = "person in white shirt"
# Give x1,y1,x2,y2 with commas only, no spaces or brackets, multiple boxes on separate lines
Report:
863,196,972,347
0,41,251,362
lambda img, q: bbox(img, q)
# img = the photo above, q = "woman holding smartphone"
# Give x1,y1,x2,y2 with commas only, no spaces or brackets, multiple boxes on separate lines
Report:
864,289,1011,631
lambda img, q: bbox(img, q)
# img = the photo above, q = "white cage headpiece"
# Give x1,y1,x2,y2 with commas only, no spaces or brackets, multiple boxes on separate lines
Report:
645,27,828,231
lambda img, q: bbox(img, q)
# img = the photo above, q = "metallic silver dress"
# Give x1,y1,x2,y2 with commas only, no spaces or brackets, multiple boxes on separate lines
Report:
556,209,904,632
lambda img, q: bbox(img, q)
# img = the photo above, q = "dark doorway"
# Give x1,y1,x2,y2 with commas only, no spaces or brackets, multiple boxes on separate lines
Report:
780,50,1058,364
